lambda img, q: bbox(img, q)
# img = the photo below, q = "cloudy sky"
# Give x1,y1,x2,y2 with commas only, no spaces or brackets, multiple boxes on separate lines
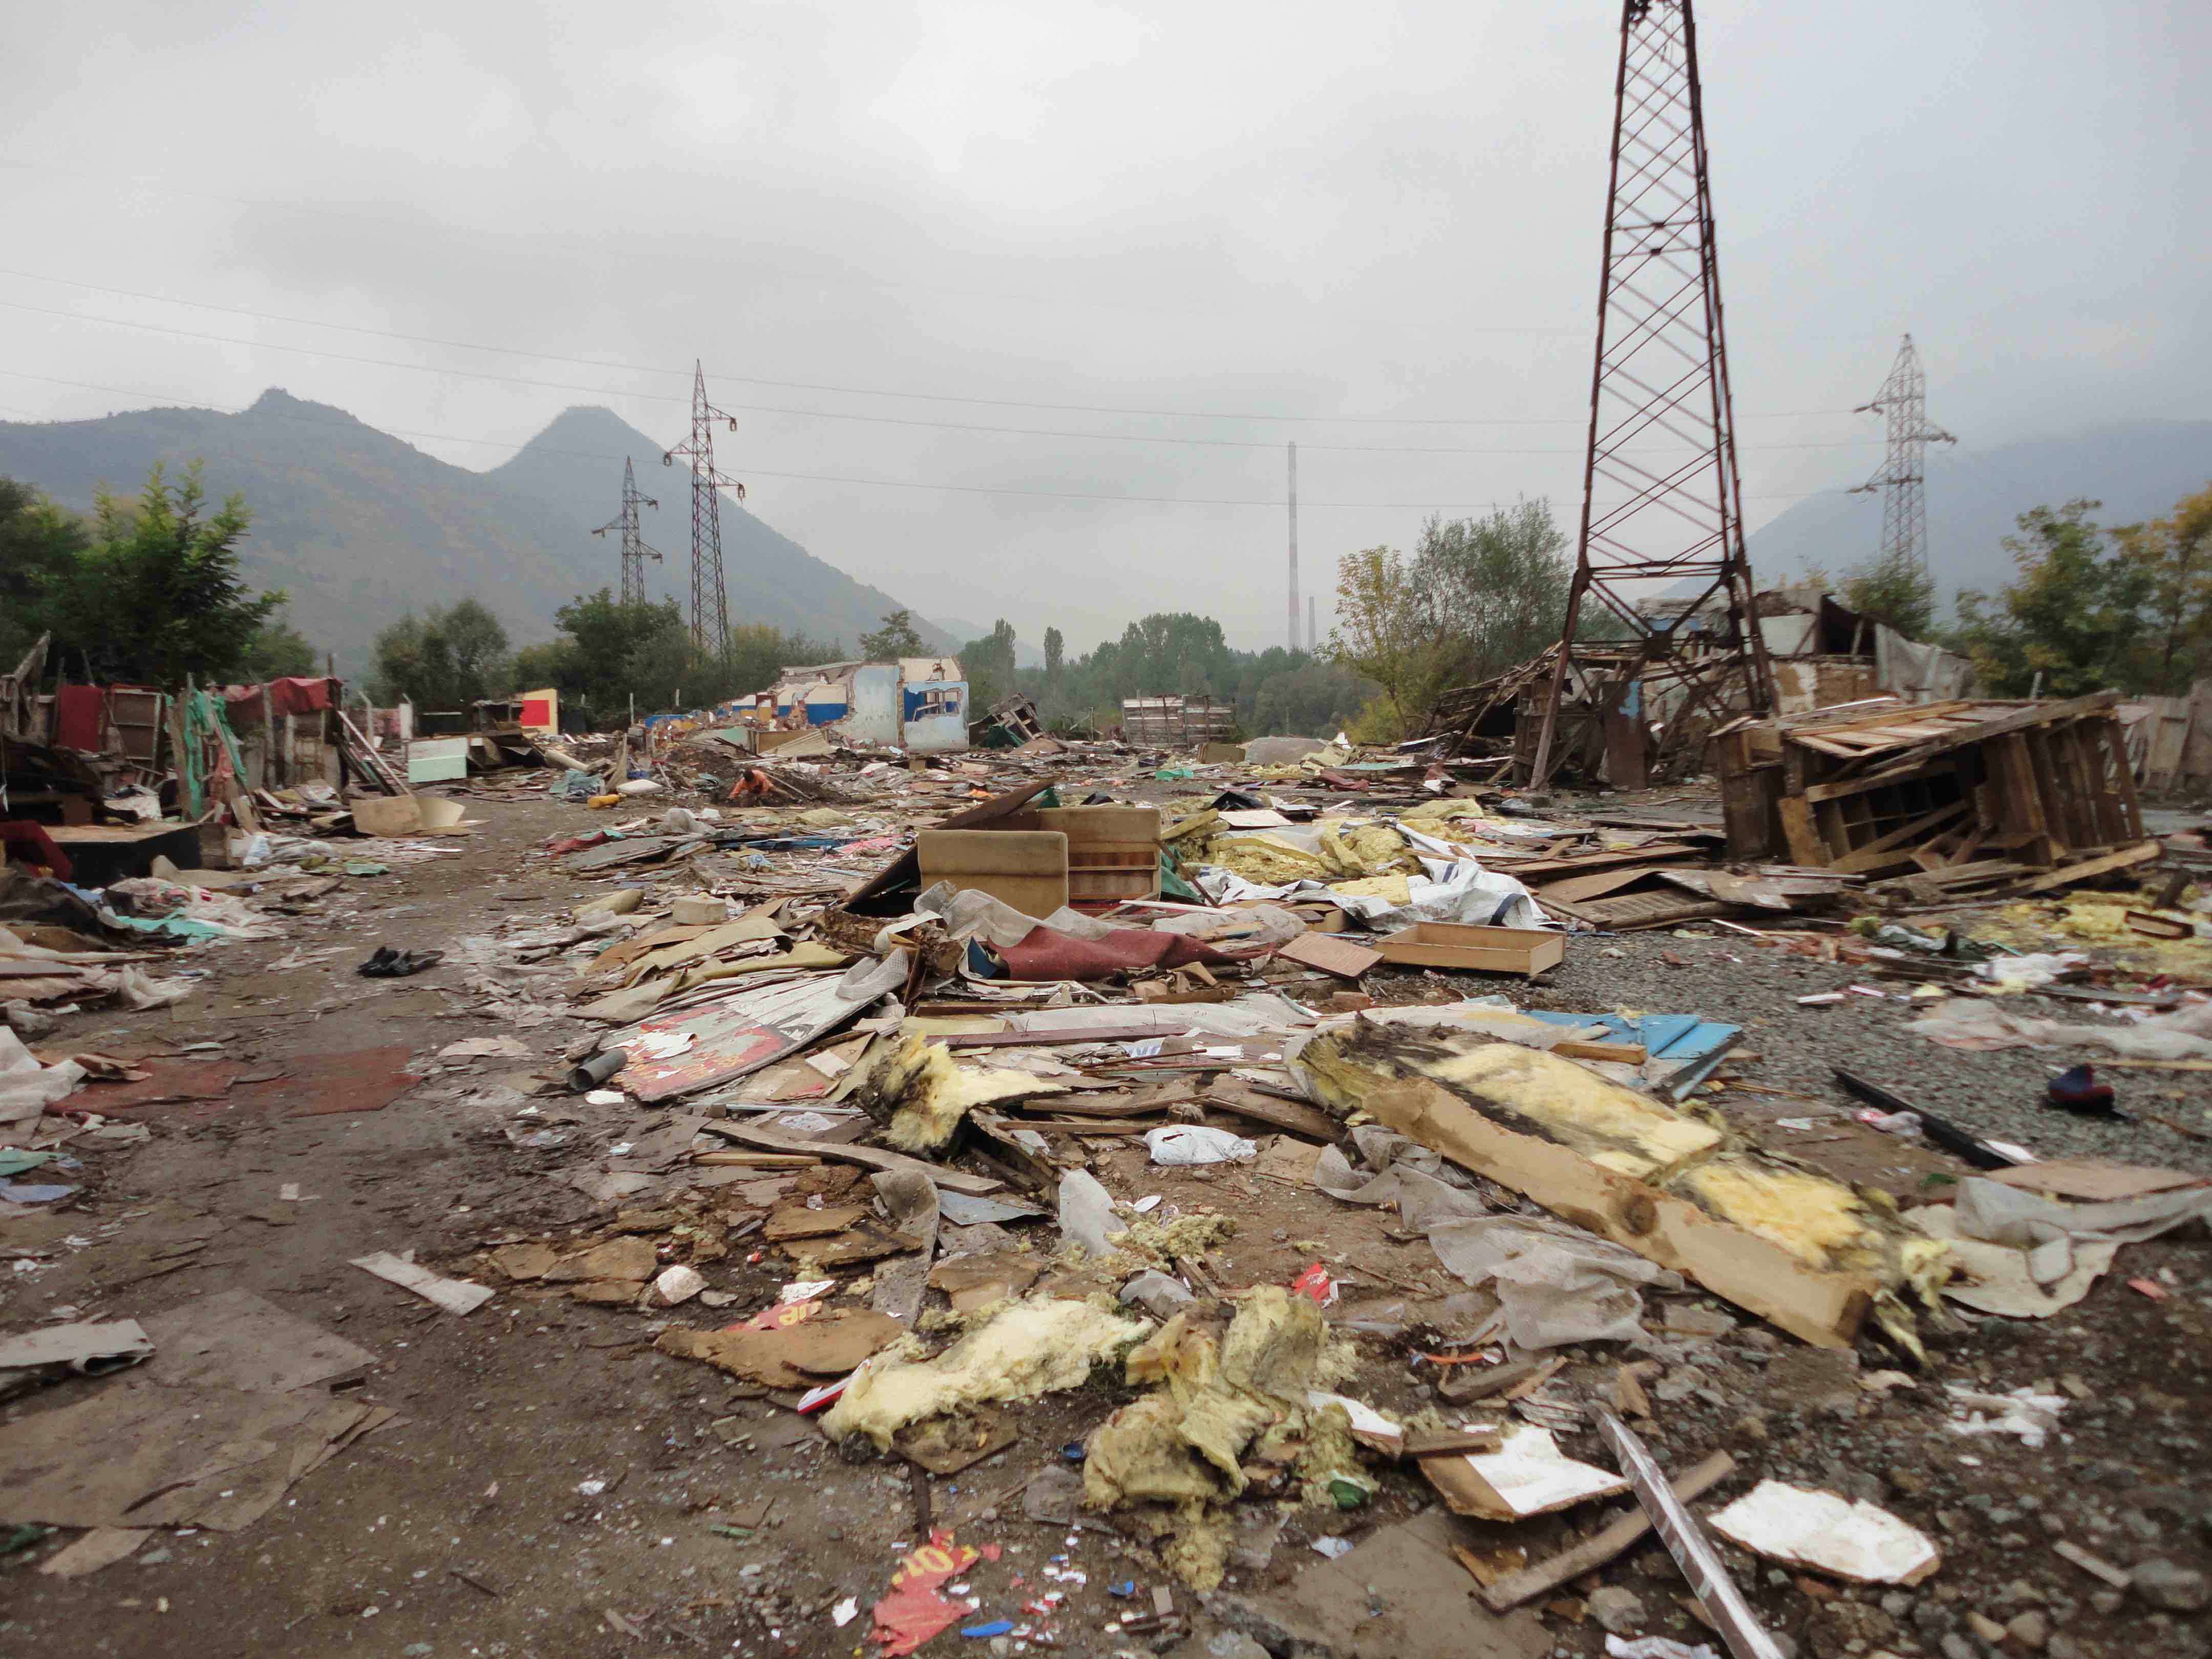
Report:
4,2,2205,654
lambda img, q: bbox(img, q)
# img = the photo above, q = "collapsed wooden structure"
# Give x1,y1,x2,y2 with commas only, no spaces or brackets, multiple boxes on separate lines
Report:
1424,644,1746,790
1713,692,2161,902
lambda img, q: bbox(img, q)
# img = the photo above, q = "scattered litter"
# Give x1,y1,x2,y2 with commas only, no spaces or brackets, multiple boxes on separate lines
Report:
349,1251,495,1315
1143,1125,1258,1164
1707,1480,1941,1585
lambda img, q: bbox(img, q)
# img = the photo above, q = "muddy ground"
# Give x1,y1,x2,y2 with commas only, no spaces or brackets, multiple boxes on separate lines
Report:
3,788,2209,1659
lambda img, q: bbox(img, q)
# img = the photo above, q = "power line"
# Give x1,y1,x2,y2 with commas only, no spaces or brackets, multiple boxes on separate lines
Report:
0,276,1865,432
0,296,1878,457
0,366,1864,511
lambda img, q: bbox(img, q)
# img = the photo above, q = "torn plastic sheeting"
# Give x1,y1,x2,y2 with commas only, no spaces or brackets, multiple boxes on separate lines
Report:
1426,1215,1683,1349
1905,995,2212,1062
1707,1480,1941,1585
1058,1169,1125,1256
0,1028,85,1125
1313,1128,1490,1230
1909,1204,2115,1318
1913,1176,2212,1315
1144,1125,1258,1165
1606,1641,1721,1659
908,881,1119,951
1197,855,1548,933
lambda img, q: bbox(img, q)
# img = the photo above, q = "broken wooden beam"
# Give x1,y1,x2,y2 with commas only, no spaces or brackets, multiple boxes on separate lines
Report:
1480,1450,1736,1612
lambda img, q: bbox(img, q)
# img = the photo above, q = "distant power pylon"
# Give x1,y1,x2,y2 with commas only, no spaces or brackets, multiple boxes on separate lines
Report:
1527,0,1774,789
1851,335,1956,587
662,361,743,657
592,457,663,606
1287,441,1300,652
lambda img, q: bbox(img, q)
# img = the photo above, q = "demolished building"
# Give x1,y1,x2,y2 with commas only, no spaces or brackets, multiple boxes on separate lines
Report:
750,657,970,754
1424,586,1980,788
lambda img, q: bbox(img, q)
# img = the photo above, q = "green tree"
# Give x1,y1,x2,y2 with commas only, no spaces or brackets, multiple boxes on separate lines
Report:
370,598,511,708
40,462,281,687
0,478,89,665
547,590,687,712
1837,545,1937,640
1043,625,1065,689
240,607,319,680
1413,502,1574,687
858,608,925,661
1326,545,1441,739
508,639,583,699
1951,501,2154,697
2116,484,2212,694
959,618,1019,712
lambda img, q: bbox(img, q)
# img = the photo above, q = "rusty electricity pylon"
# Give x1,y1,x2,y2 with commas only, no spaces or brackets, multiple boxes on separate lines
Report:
1851,334,1956,591
663,361,743,657
1527,0,1773,789
592,456,663,607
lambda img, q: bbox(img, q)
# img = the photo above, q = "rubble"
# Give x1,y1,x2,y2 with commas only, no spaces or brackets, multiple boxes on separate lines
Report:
9,670,2212,1658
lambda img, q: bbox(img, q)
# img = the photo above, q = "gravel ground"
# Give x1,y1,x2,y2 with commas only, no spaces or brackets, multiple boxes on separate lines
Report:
1517,924,2212,1179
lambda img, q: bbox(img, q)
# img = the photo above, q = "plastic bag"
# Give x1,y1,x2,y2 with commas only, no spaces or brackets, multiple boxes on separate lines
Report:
1144,1125,1258,1165
1057,1169,1124,1256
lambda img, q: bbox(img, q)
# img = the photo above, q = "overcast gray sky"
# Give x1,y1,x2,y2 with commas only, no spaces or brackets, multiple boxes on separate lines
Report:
4,2,2206,654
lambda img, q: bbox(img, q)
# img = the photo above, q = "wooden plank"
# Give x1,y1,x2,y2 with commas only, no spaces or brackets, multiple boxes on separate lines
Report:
1802,758,1957,804
1275,932,1383,980
1776,795,1825,866
1828,799,1970,874
1205,1078,1341,1143
1534,864,1668,905
1551,1040,1648,1065
697,1121,1002,1194
1881,690,2120,772
1479,1452,1737,1612
2012,839,2164,895
941,1026,1167,1049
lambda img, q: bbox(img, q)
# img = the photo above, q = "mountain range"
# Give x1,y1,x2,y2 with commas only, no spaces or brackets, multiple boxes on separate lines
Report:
0,391,963,676
1745,419,2211,612
4,393,2201,674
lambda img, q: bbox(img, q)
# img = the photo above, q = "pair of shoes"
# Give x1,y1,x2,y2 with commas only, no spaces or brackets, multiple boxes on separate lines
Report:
356,946,446,979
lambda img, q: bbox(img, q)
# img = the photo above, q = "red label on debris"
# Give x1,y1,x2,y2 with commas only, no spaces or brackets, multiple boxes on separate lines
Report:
870,1531,984,1655
1290,1263,1337,1306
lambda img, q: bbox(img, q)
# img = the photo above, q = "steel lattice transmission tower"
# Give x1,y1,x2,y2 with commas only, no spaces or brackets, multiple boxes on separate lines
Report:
1851,334,1955,587
662,361,743,657
592,457,663,606
1528,0,1773,788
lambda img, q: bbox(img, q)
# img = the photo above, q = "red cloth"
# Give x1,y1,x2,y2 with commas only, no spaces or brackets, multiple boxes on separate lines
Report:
0,821,71,882
992,924,1246,983
52,685,104,752
221,677,336,723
